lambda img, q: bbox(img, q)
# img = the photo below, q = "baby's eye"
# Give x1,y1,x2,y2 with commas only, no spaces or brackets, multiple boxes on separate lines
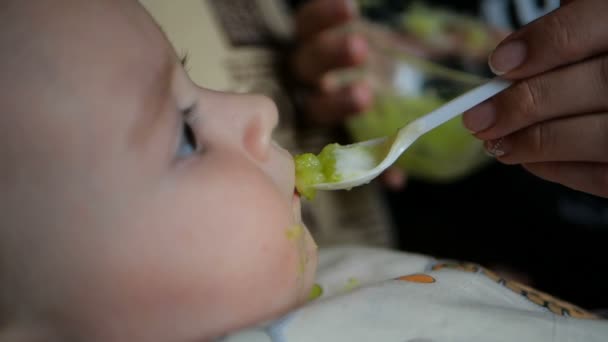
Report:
177,106,198,158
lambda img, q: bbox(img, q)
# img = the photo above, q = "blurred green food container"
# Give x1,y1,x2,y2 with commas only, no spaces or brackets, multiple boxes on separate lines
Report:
337,12,500,182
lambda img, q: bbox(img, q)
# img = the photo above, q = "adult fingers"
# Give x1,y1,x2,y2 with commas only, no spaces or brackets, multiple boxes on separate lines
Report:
485,112,608,164
379,167,407,191
292,32,368,86
303,81,373,125
488,0,608,77
295,0,357,39
523,161,608,198
463,55,608,139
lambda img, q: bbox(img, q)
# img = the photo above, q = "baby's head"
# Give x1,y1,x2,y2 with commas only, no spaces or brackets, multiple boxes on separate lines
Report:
0,1,316,340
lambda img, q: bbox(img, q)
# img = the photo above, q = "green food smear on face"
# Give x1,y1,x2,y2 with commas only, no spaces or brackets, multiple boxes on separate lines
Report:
308,283,323,301
285,224,304,242
294,144,343,200
343,278,360,292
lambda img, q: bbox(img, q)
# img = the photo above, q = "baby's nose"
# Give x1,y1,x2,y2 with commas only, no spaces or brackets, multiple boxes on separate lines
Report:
239,94,279,162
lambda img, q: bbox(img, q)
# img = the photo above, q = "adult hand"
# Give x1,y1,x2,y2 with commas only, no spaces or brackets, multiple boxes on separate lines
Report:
291,0,372,125
463,0,608,197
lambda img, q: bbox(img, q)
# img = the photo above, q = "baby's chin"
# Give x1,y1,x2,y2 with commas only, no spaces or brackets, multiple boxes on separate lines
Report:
297,222,319,304
290,193,317,285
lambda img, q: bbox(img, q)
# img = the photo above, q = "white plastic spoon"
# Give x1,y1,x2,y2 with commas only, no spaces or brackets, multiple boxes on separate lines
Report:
312,77,512,191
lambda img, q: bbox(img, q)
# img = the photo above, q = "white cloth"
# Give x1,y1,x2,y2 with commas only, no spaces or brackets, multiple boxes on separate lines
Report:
221,246,608,342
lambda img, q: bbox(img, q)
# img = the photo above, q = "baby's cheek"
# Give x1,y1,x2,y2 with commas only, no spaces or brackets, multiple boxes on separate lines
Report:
255,229,302,301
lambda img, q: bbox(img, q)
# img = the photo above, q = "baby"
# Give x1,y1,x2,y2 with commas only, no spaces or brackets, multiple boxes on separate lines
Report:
0,1,607,341
0,1,315,340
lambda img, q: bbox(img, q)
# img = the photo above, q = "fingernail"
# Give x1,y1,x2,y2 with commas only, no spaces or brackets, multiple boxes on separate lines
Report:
463,101,496,133
489,40,527,75
485,138,508,158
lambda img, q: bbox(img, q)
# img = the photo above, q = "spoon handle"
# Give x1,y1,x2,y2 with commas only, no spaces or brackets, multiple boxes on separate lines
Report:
410,77,512,136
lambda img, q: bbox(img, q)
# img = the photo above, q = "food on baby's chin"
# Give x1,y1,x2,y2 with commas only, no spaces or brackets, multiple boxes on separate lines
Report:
347,93,489,182
285,224,304,242
343,278,360,292
308,283,323,301
294,144,341,200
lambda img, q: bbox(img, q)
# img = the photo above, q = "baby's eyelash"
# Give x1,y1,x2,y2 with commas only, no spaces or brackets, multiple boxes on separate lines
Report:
177,104,199,157
179,50,190,68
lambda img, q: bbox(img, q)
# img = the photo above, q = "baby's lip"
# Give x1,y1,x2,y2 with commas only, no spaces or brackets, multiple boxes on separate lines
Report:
292,191,302,222
273,141,297,199
292,190,300,205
